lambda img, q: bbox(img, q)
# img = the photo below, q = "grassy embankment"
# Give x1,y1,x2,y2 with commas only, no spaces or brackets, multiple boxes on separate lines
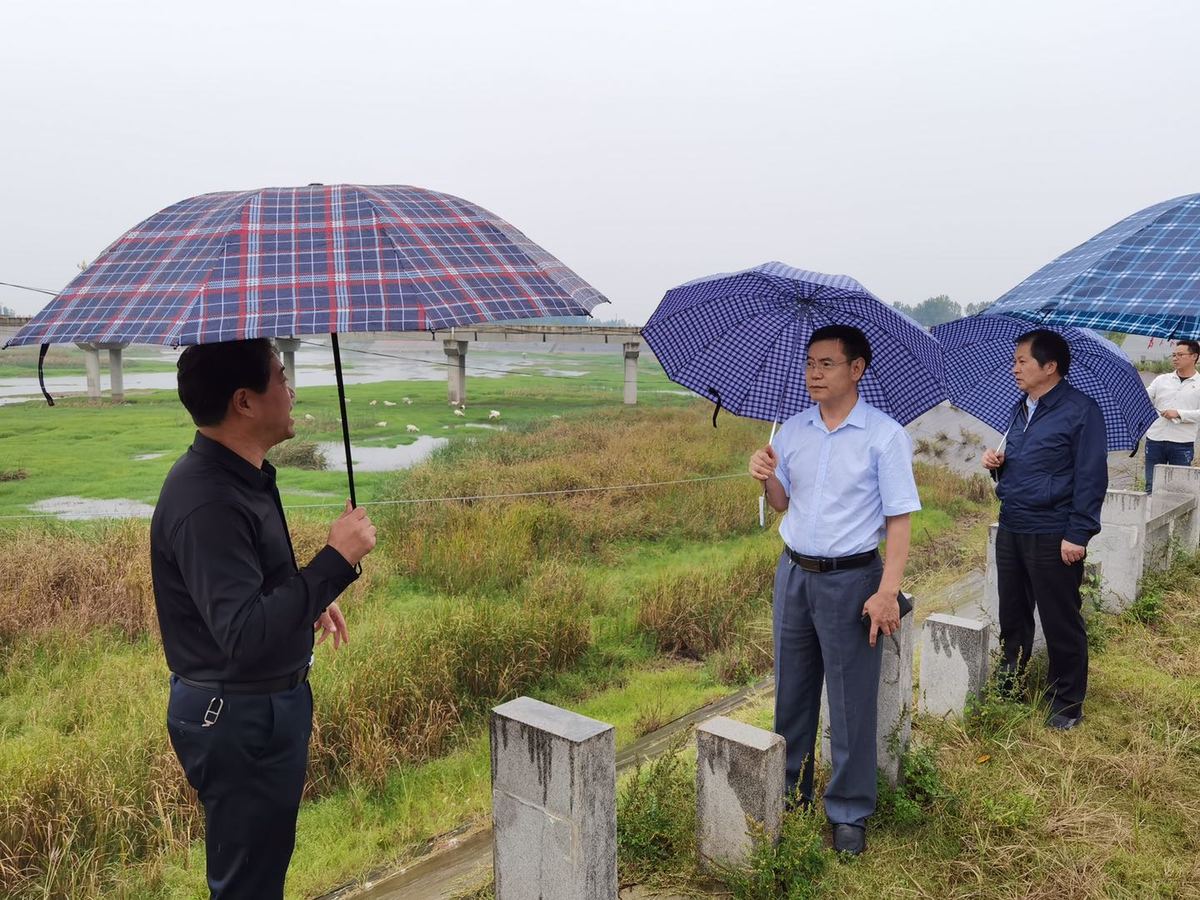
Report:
0,344,177,379
0,352,997,898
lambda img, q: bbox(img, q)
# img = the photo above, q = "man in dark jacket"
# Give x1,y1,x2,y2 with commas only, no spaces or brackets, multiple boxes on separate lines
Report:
152,339,376,898
982,329,1106,730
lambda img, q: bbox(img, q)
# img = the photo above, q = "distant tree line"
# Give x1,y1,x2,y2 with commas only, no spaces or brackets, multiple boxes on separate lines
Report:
891,295,991,327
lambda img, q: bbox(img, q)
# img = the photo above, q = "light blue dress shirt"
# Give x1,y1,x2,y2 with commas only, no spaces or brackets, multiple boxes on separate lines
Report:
771,398,922,557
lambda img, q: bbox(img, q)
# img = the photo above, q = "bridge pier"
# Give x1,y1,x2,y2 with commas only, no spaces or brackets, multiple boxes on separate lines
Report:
74,342,129,402
274,337,300,390
623,341,640,405
444,339,468,405
106,345,125,402
76,343,102,400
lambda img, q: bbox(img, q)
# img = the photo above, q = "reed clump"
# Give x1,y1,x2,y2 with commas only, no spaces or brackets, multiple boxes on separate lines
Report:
0,521,156,644
307,590,592,791
636,542,777,660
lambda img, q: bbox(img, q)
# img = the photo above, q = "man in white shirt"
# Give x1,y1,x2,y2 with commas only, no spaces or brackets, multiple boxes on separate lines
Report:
1144,340,1200,492
749,325,921,856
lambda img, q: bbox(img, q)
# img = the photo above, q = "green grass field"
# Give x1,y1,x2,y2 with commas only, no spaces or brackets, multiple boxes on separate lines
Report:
0,352,1006,898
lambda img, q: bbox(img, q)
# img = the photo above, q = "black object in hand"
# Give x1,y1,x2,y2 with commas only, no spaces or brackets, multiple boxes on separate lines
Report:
861,591,913,625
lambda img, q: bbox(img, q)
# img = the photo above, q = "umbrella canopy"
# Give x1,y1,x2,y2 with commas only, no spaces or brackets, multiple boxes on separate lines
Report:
642,262,946,426
2,183,608,507
931,314,1156,452
3,183,607,349
986,193,1200,339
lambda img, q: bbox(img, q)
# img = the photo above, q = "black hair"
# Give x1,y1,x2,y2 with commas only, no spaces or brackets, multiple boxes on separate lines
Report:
808,324,872,371
1179,340,1200,357
1016,329,1070,378
177,338,278,427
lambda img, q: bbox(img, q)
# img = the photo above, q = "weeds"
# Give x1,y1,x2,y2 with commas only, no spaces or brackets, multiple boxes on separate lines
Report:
874,744,950,828
636,544,775,659
964,663,1039,743
959,427,984,448
616,735,696,885
267,438,327,470
0,467,27,481
1130,564,1175,626
709,622,773,686
719,808,828,900
1081,566,1116,651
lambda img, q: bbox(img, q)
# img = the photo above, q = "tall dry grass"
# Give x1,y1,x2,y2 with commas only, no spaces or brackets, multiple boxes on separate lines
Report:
0,518,372,649
383,409,763,594
636,542,777,659
0,729,198,898
308,584,591,791
0,521,157,644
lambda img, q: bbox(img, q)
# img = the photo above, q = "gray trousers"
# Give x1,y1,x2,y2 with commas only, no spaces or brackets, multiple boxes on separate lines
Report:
772,551,883,827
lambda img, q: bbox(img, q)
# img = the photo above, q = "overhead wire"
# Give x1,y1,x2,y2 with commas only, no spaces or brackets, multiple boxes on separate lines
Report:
0,472,746,521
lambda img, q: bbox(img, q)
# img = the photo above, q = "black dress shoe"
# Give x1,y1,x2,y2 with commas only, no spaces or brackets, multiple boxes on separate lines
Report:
832,823,866,855
1047,712,1084,730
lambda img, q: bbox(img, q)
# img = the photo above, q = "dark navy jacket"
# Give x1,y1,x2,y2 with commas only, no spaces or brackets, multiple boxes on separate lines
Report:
995,379,1108,546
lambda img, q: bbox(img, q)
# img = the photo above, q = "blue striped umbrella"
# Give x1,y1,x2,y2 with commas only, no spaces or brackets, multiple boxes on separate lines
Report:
987,193,1200,338
931,314,1156,451
642,262,946,426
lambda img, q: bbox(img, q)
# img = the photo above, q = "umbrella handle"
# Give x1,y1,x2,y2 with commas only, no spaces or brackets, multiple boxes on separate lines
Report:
760,420,780,528
330,332,357,509
38,343,55,407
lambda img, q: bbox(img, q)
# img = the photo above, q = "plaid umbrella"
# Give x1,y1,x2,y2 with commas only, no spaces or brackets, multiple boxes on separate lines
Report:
641,262,946,426
931,314,1156,452
3,183,608,503
986,193,1200,339
4,184,606,348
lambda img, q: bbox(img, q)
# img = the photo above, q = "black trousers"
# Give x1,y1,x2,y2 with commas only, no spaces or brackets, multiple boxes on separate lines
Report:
995,529,1088,717
166,675,313,899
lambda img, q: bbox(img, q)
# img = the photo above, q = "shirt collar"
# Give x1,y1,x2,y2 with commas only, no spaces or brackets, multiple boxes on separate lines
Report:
190,431,276,490
804,397,867,433
1028,378,1068,410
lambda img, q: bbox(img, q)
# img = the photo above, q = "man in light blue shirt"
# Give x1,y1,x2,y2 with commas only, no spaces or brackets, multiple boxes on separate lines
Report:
749,324,920,855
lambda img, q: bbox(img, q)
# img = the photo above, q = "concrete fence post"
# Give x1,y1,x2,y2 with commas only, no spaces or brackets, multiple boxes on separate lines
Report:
490,697,616,900
918,614,990,717
695,716,785,871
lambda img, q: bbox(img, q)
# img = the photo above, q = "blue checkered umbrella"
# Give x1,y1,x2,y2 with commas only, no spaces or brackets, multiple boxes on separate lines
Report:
987,193,1200,338
642,262,946,426
931,315,1156,451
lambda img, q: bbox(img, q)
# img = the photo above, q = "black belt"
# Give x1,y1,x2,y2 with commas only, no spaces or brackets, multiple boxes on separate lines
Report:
785,547,878,573
177,664,310,695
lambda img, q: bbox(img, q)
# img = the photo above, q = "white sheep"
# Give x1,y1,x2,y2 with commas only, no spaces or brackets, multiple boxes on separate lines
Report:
406,424,419,433
488,410,501,420
383,400,396,407
453,408,466,417
303,413,315,421
369,399,378,406
375,421,387,427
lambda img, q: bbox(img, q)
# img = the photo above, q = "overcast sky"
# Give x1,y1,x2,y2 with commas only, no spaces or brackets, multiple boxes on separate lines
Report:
1,0,1197,323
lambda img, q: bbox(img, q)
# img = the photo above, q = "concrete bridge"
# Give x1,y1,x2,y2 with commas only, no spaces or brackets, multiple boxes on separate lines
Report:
0,318,647,405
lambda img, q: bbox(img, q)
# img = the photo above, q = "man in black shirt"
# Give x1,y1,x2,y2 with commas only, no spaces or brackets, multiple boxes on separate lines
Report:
151,339,375,899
